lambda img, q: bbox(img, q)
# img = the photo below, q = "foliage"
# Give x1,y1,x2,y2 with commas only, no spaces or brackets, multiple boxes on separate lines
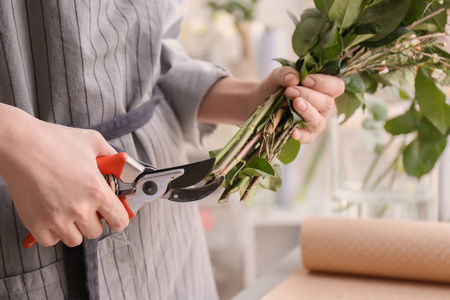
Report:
209,0,450,205
208,0,260,22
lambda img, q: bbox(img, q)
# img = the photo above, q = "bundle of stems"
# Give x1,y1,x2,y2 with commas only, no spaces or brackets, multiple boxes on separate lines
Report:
208,3,450,204
209,88,304,203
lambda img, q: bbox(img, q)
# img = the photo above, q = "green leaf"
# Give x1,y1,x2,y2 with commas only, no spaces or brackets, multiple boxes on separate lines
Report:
313,21,343,61
278,137,301,164
384,106,417,135
314,39,343,62
359,0,411,41
343,33,375,50
362,73,379,94
336,91,364,123
314,0,334,17
287,10,300,26
361,25,411,48
399,89,410,100
300,54,318,81
412,3,447,33
367,99,388,121
403,138,447,178
301,8,324,19
415,67,450,134
292,14,325,58
343,73,365,94
329,0,365,29
287,98,304,123
258,164,282,191
403,0,427,25
232,176,250,194
366,73,392,86
209,148,222,158
240,157,275,177
353,23,377,35
317,58,342,76
274,58,296,68
243,185,257,207
367,0,389,6
225,162,246,185
429,46,450,60
418,117,449,144
319,21,340,48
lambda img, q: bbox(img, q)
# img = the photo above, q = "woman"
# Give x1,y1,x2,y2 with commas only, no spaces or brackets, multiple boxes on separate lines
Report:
0,0,344,299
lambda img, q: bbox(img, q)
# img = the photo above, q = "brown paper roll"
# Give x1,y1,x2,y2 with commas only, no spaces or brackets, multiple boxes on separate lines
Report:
301,216,450,284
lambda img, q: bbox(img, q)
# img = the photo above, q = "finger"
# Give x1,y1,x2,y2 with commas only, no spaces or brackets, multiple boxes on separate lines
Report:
53,223,84,248
75,211,104,240
96,179,129,232
291,127,316,144
292,97,326,134
285,86,335,117
258,66,300,98
30,229,61,247
301,74,345,98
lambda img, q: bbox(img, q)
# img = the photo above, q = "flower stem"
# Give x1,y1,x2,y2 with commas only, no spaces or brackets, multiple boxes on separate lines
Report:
213,89,284,174
408,8,446,30
221,132,262,175
362,136,394,189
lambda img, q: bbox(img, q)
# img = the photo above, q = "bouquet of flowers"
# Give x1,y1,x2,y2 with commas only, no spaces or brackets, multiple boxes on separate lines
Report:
208,0,450,205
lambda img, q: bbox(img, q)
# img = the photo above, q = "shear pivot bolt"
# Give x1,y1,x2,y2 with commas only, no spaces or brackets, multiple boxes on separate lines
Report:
143,181,158,196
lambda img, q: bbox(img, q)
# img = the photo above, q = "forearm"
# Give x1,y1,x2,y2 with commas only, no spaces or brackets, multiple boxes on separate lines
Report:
198,77,259,125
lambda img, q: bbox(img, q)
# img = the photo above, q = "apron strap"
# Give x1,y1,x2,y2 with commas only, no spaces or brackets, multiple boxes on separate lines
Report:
63,238,99,300
89,86,163,141
64,87,163,300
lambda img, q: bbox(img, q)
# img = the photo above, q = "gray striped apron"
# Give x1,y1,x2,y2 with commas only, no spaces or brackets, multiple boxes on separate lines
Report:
0,0,223,299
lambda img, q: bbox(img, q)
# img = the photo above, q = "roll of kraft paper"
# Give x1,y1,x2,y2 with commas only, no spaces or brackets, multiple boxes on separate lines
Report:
301,216,450,284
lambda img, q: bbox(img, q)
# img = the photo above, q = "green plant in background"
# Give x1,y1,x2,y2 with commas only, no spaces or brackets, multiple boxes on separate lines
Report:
208,0,260,23
208,0,450,205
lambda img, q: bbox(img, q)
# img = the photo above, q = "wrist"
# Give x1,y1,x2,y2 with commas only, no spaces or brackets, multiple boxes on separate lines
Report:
199,77,259,125
0,104,35,176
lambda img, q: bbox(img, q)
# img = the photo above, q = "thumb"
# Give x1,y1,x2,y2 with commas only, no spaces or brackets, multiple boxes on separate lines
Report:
258,66,300,100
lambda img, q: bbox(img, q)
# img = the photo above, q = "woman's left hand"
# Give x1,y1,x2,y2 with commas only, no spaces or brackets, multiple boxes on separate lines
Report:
255,66,345,144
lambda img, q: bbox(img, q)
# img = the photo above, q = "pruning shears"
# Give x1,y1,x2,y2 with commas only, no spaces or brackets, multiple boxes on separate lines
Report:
23,153,223,248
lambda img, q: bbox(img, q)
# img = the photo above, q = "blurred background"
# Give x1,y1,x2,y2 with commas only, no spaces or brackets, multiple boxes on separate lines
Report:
178,1,450,299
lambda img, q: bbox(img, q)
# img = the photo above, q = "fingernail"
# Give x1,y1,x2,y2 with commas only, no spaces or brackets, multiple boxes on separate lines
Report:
302,77,315,87
287,87,300,98
296,98,308,112
284,73,297,84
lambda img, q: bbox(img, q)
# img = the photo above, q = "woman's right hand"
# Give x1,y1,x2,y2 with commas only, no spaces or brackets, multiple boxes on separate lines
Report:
0,104,129,247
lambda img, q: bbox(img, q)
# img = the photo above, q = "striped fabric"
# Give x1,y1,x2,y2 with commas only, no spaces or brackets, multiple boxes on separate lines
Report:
0,0,227,299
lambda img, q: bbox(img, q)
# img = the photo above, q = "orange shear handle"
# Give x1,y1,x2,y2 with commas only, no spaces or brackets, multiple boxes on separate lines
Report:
23,153,134,248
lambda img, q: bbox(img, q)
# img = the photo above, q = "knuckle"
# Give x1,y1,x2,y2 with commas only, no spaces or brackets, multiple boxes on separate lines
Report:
316,119,326,132
45,214,60,229
71,205,90,222
109,213,129,232
86,129,103,141
63,235,83,248
88,181,107,202
324,96,335,110
84,227,102,240
38,238,59,247
85,129,109,152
